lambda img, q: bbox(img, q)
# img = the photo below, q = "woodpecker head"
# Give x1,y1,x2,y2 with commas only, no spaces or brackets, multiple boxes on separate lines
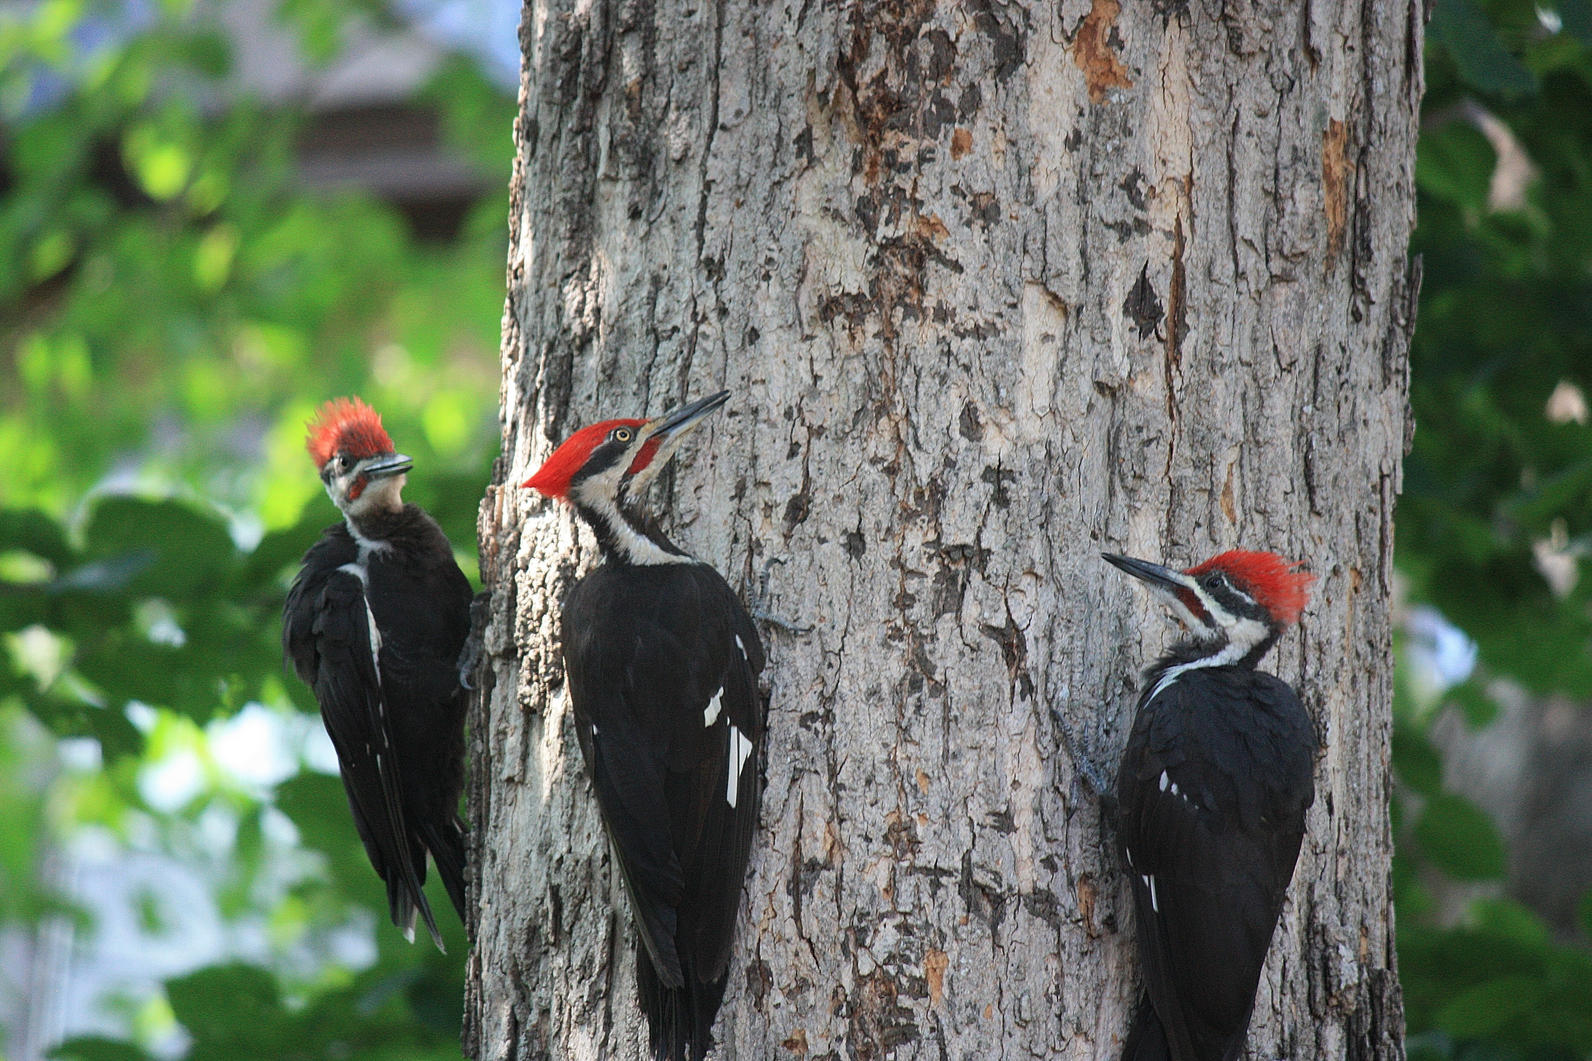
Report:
522,390,729,513
306,398,412,520
1103,549,1314,662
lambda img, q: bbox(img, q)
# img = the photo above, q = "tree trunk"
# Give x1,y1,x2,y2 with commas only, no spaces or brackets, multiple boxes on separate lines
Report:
466,1,1419,1058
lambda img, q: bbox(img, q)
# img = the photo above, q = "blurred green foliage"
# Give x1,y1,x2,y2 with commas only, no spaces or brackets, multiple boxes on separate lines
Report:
0,0,507,1055
1399,0,1592,1057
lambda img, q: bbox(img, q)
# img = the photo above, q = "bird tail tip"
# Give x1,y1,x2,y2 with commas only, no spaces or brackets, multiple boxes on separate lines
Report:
1122,996,1172,1061
637,951,729,1061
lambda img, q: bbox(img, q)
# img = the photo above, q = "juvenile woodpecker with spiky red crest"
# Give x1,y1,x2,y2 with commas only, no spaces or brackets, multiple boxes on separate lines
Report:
1103,549,1317,1061
283,398,473,948
523,390,765,1061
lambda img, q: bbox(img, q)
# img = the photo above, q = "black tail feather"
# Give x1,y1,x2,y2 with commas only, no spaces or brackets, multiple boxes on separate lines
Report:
636,949,729,1061
423,815,470,927
388,865,443,950
1123,995,1172,1061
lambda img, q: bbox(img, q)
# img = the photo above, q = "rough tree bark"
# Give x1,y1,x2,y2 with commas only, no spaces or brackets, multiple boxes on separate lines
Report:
466,1,1419,1058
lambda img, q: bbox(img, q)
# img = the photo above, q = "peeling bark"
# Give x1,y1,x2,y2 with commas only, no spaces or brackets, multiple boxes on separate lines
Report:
467,1,1419,1058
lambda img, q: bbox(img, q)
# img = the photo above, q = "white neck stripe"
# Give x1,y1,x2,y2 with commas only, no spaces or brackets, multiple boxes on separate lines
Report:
1148,639,1249,701
581,493,694,567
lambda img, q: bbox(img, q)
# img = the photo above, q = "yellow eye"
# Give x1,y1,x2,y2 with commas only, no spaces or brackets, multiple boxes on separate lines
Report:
614,427,634,443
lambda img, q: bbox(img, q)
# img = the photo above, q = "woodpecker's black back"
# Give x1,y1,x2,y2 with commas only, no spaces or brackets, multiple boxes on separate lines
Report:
562,560,766,1061
1117,654,1315,1061
283,504,474,946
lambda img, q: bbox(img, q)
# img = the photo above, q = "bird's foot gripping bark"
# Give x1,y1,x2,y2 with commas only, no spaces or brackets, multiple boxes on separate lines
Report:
457,591,492,690
748,556,813,635
1049,703,1118,819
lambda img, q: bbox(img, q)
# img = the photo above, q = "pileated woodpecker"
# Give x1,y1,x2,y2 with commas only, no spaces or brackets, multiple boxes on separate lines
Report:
283,397,473,948
1103,549,1316,1061
523,390,765,1061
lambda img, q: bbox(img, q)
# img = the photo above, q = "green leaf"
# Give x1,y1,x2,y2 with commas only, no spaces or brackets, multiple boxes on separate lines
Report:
80,496,236,599
165,962,281,1044
1415,792,1508,881
1416,122,1497,214
1470,897,1551,949
1394,719,1444,796
1561,0,1592,45
1434,975,1544,1038
0,508,74,567
48,1036,158,1061
1445,680,1498,728
1430,0,1539,99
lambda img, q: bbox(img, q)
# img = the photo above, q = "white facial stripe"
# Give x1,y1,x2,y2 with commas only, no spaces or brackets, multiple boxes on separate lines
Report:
726,725,755,807
1223,615,1271,654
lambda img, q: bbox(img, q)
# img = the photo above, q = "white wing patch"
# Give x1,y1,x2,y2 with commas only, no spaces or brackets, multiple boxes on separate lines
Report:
338,562,384,676
726,725,755,808
703,688,724,727
338,562,391,748
1148,874,1160,913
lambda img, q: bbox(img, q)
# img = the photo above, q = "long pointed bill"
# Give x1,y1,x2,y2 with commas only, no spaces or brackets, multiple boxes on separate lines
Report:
362,453,414,478
647,389,731,439
624,390,731,495
1102,553,1192,593
1102,552,1213,632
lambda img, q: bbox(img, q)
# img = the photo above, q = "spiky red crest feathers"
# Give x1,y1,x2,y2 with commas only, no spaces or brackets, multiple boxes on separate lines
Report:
1187,549,1314,625
523,418,646,499
306,398,395,468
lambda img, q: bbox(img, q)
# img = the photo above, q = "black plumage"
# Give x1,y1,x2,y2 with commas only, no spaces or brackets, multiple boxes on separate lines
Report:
523,391,767,1060
1117,662,1315,1061
283,398,473,948
1096,549,1317,1061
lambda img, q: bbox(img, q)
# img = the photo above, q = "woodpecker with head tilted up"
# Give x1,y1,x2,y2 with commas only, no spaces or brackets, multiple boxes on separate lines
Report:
1102,549,1317,1061
283,398,474,949
522,390,765,1061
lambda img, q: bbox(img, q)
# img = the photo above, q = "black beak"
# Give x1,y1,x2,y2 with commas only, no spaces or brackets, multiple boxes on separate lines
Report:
363,453,414,478
1102,552,1188,593
649,390,730,439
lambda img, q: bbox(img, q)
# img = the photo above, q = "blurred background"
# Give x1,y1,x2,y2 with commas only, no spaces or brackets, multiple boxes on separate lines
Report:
0,1,512,1057
0,1,1589,1059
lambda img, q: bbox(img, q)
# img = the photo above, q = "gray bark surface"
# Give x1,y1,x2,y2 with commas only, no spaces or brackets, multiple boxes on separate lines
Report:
466,1,1419,1057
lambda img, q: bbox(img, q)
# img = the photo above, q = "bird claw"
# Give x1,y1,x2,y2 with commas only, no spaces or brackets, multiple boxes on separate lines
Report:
457,592,492,691
749,557,813,635
1049,702,1116,809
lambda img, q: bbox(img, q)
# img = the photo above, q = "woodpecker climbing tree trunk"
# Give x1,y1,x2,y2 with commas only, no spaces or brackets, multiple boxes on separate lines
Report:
467,1,1419,1057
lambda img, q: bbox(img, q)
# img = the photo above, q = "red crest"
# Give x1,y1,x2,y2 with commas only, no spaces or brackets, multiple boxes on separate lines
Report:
1187,550,1314,625
523,419,646,499
306,398,395,468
